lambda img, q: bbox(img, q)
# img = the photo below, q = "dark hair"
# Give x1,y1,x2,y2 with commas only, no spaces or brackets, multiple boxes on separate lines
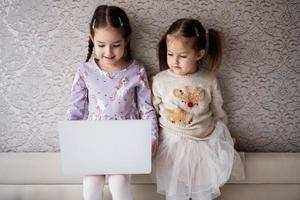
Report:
85,5,132,62
158,18,222,72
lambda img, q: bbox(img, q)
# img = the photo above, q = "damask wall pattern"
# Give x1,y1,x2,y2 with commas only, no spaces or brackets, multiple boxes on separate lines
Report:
0,0,299,152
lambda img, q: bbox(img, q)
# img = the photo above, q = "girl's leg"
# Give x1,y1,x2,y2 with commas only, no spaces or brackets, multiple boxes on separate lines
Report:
83,175,105,200
108,174,132,200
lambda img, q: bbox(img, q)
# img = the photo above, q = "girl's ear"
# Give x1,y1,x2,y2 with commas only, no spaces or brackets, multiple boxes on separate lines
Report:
196,49,206,61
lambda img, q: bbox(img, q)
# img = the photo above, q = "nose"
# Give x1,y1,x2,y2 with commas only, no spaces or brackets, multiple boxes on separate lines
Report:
105,46,113,57
175,56,179,65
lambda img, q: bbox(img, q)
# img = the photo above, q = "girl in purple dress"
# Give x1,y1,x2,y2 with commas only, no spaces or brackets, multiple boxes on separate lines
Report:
66,5,158,200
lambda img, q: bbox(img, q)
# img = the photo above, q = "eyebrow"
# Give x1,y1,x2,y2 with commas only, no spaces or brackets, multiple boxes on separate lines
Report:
97,40,122,44
167,50,188,54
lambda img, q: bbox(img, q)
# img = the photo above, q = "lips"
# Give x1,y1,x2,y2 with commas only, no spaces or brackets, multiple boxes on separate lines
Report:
103,56,115,60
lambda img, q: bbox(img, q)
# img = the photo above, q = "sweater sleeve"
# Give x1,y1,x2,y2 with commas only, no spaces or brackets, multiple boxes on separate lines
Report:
151,75,162,115
136,67,159,145
65,67,88,120
211,77,228,125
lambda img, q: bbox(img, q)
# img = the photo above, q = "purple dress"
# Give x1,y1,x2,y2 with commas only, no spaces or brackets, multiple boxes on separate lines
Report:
66,59,158,144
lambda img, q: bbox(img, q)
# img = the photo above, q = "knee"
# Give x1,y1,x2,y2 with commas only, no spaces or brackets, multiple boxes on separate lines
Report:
83,175,105,189
108,174,131,193
83,176,105,199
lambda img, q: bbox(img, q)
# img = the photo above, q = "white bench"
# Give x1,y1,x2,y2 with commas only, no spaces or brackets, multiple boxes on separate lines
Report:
0,153,299,200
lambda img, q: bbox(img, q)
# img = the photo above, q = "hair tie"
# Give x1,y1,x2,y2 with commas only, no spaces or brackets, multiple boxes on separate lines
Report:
118,17,123,27
195,27,199,37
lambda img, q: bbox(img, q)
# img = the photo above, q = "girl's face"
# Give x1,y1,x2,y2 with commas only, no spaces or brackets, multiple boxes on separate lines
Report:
91,26,127,69
166,34,204,75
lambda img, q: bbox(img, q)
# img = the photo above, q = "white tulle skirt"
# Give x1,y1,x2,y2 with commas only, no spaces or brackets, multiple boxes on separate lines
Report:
154,121,245,200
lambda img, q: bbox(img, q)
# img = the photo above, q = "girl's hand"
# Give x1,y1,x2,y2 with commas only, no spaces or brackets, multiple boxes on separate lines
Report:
152,143,158,157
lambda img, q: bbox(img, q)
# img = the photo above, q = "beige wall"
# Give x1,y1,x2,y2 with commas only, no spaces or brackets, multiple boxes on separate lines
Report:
0,0,299,152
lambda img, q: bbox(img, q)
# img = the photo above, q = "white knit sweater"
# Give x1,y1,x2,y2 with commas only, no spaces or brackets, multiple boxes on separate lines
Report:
152,69,228,140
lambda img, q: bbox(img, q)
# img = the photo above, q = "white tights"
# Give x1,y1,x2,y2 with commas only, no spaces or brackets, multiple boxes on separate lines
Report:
83,175,132,200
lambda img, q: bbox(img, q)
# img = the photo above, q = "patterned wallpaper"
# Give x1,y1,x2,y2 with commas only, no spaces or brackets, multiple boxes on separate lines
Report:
0,0,299,152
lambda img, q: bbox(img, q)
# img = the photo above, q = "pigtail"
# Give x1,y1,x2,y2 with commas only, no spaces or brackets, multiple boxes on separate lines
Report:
125,41,132,61
85,37,94,62
206,28,222,72
158,36,168,71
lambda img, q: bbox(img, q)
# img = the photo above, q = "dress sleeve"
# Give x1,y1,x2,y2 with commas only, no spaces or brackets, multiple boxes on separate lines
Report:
211,77,228,125
136,66,159,145
65,67,88,120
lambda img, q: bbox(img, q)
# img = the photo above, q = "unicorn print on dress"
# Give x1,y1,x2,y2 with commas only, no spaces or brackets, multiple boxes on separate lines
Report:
110,77,129,101
137,68,150,90
91,95,107,120
98,69,108,77
71,73,84,92
139,100,152,118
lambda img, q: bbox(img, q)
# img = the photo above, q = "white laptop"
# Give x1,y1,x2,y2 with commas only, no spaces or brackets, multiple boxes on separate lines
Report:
58,120,152,175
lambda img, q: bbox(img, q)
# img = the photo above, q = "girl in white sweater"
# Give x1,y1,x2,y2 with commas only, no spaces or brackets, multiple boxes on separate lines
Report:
152,18,245,200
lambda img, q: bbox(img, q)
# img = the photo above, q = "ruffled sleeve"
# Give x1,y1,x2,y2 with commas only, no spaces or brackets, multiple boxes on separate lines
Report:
66,66,88,120
136,66,159,145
